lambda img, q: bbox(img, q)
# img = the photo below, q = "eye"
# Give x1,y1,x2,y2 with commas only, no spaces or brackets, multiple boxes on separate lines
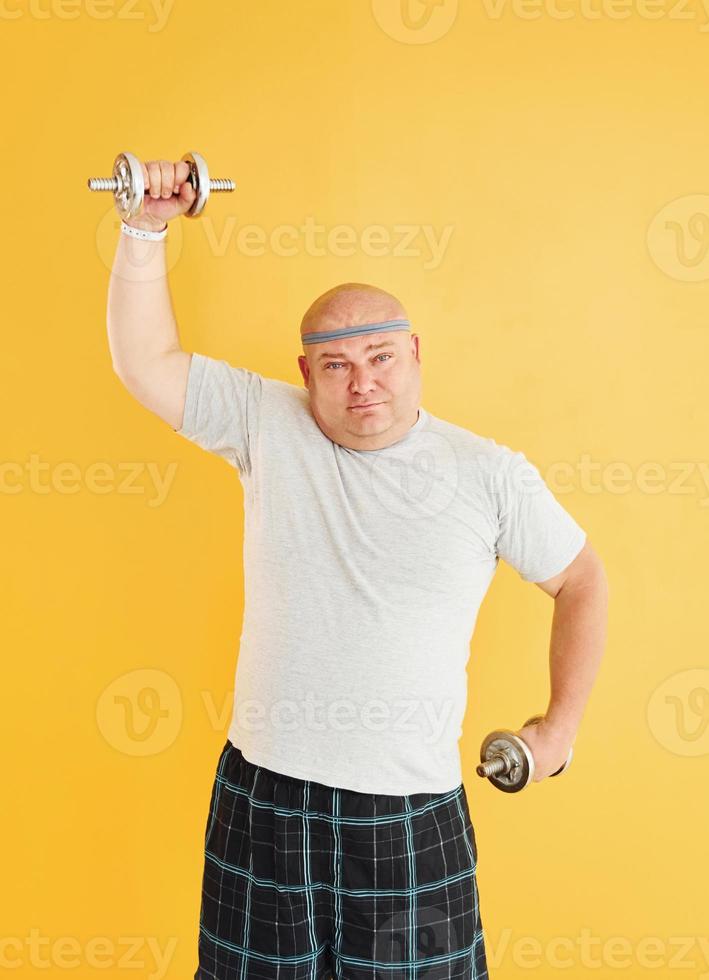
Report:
324,354,393,370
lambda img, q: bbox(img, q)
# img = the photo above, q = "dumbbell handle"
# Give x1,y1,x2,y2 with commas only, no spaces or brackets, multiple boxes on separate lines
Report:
476,756,509,779
475,750,567,780
87,175,234,193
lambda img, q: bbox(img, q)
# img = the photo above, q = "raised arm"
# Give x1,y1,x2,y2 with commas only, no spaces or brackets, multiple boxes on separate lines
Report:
107,158,196,430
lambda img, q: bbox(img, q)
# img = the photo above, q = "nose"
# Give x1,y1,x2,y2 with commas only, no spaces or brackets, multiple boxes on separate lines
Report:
349,363,377,395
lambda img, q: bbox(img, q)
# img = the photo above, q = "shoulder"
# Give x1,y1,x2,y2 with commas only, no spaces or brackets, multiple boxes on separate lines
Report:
260,376,312,416
423,413,547,513
424,411,524,471
257,376,321,437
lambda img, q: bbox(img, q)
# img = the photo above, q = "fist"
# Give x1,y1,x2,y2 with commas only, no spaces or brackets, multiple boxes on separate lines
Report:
516,719,574,782
124,159,197,231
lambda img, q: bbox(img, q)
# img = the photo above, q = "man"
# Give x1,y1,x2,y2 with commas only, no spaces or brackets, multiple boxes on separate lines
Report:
108,160,608,980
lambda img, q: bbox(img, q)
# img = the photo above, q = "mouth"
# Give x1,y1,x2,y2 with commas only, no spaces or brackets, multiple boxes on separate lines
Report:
349,402,382,411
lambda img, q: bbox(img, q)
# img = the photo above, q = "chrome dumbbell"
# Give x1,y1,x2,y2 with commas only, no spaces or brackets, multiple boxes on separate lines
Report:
87,150,235,219
476,714,574,793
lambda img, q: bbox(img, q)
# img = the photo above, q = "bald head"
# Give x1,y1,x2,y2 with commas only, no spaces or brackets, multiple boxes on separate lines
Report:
300,282,408,341
296,280,421,452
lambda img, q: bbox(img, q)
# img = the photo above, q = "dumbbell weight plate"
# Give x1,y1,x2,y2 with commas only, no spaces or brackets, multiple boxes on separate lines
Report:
181,151,209,217
479,727,536,793
113,151,144,220
522,714,573,777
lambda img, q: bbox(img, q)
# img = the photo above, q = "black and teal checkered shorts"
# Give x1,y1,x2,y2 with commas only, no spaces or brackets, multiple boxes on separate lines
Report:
195,739,488,979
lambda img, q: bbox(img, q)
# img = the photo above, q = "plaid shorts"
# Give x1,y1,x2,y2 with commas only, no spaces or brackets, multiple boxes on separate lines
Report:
195,739,488,979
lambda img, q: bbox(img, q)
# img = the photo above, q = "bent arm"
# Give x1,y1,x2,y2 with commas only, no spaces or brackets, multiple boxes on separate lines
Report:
537,542,609,739
107,232,191,430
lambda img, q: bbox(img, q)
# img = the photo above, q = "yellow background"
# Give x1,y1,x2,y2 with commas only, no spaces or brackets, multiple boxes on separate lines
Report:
2,0,707,976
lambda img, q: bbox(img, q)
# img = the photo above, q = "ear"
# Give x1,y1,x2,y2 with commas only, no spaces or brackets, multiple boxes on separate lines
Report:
298,354,310,386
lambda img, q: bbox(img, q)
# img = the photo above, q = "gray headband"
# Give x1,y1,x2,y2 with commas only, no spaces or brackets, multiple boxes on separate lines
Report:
301,318,411,345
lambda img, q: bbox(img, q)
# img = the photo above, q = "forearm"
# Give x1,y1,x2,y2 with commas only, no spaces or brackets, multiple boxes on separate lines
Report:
107,232,181,381
543,571,609,740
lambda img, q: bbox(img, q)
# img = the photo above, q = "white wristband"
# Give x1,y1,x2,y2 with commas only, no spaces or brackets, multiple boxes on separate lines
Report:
121,219,167,241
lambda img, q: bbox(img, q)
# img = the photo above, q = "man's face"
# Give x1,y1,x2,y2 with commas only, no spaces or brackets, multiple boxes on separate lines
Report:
297,330,422,451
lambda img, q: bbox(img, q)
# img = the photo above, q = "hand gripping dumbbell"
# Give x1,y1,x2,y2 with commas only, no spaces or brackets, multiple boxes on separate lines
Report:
476,714,574,793
86,151,235,219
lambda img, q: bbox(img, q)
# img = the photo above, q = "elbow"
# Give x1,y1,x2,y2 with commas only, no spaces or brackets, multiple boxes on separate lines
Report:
112,360,141,399
112,360,131,388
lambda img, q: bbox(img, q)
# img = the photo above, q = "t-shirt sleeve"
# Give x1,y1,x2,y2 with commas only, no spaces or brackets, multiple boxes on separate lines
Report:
173,352,263,473
494,448,587,583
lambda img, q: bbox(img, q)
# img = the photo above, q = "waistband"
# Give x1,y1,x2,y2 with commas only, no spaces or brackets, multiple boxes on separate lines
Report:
219,739,469,822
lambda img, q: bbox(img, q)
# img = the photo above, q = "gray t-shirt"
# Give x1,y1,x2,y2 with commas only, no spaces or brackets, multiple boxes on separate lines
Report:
175,352,587,795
